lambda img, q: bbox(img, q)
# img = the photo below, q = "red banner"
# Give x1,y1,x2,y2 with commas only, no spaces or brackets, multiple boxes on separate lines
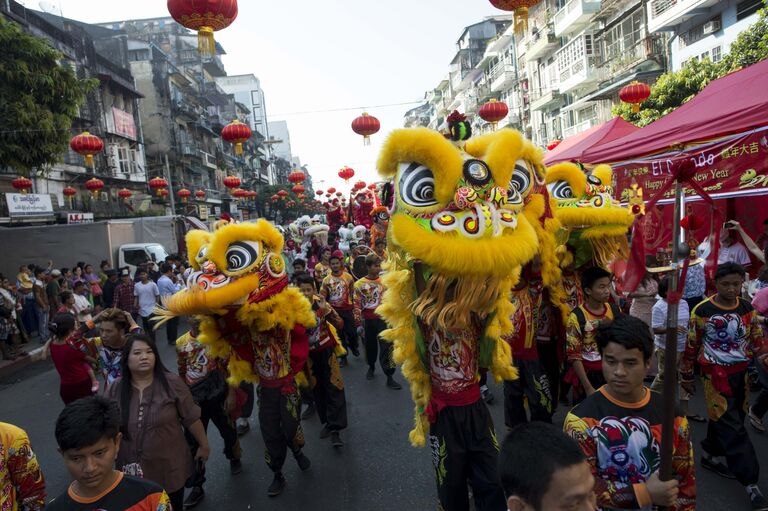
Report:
614,129,768,202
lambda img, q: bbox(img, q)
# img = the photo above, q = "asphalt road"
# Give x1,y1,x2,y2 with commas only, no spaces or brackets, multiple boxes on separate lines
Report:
1,332,767,510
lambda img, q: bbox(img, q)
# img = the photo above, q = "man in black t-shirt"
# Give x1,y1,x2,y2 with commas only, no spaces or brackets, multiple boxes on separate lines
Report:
48,396,170,511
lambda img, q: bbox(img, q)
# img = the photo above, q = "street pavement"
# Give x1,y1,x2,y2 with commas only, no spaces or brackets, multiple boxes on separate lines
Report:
1,332,767,510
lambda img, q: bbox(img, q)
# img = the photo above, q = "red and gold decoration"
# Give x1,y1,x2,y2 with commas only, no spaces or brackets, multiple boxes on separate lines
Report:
271,194,279,202
327,187,336,194
117,188,133,203
351,112,381,145
291,184,305,195
63,186,77,206
149,176,169,197
195,189,206,200
338,166,355,182
277,190,289,199
367,183,377,191
85,177,104,199
223,175,241,191
232,188,247,201
478,99,509,130
12,176,32,194
353,180,366,191
287,170,305,184
488,0,538,35
69,131,104,168
221,120,252,155
626,181,645,216
159,188,170,199
167,0,238,56
547,139,562,151
316,190,324,196
619,81,651,113
335,191,343,198
177,188,192,203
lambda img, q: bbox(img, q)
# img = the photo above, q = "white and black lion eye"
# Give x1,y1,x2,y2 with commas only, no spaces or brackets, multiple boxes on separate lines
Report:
225,241,261,272
463,159,491,186
587,174,602,186
510,160,532,197
548,180,574,200
196,246,207,262
398,162,438,208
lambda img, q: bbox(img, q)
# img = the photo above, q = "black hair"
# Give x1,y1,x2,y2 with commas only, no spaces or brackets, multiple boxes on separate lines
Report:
580,266,612,291
61,267,69,275
55,396,121,451
34,266,45,277
596,313,653,362
293,258,306,268
118,334,172,440
499,422,586,508
296,273,315,287
365,254,382,267
159,262,173,274
100,260,110,269
658,276,670,299
50,312,76,338
73,280,85,289
714,262,745,281
374,238,386,247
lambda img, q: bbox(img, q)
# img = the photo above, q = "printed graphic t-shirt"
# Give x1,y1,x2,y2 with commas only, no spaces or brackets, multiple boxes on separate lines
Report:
47,472,170,511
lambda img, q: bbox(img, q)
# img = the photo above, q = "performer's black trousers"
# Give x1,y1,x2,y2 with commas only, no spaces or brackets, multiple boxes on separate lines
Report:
428,399,506,511
701,370,760,485
308,346,348,431
536,338,561,407
185,390,242,488
503,358,553,429
364,317,395,375
257,385,305,473
335,308,359,352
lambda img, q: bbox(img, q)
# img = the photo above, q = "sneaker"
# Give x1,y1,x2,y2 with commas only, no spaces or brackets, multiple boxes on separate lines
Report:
351,346,360,357
229,459,243,475
301,403,316,421
236,418,250,437
319,425,332,439
339,357,348,367
750,489,768,511
295,451,311,471
749,407,765,433
366,367,375,380
331,431,344,447
183,486,205,508
481,385,494,404
267,472,286,497
386,376,402,390
701,455,737,479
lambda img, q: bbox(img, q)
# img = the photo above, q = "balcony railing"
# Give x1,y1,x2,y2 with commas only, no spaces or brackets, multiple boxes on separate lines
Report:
526,25,559,60
489,63,516,92
562,117,599,138
200,151,217,169
529,88,564,111
599,35,666,75
647,0,715,33
556,33,601,93
554,0,601,37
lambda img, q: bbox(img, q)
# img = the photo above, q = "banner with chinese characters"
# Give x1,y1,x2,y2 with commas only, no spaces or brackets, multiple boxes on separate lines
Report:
614,129,768,203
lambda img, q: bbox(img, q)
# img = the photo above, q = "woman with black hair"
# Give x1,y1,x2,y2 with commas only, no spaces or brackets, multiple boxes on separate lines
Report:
48,313,97,404
106,334,209,511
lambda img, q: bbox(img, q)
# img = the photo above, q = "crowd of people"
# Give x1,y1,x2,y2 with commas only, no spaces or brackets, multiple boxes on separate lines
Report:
2,215,768,511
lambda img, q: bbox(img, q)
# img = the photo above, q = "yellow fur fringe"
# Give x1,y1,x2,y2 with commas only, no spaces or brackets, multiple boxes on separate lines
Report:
236,287,316,332
185,230,211,270
546,162,587,193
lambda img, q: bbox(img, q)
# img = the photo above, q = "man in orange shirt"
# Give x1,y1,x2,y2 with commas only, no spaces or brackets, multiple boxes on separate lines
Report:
322,250,360,364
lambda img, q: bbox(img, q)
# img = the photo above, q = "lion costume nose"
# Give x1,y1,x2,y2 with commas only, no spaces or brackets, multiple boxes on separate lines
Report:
202,260,218,275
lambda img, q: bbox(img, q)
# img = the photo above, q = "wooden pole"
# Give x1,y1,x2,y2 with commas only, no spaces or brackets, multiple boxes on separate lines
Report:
660,181,683,484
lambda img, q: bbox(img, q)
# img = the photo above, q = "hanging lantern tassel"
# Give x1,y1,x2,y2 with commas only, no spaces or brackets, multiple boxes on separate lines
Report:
632,103,640,113
198,26,216,56
85,154,95,168
234,142,244,155
514,7,528,35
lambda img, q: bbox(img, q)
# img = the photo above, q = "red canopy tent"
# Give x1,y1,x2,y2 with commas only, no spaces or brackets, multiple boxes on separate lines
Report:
582,58,768,163
543,117,639,165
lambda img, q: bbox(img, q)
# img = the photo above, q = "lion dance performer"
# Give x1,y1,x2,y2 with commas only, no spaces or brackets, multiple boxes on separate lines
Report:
155,219,316,497
376,121,542,511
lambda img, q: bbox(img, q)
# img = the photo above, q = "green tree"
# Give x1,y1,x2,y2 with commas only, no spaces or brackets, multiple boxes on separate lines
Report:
0,16,95,175
614,2,768,125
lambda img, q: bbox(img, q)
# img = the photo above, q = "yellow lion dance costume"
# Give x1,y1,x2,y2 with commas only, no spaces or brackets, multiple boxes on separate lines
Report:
376,121,547,509
156,219,316,484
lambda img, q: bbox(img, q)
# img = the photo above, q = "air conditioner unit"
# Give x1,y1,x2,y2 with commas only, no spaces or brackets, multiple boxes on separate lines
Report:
702,19,721,34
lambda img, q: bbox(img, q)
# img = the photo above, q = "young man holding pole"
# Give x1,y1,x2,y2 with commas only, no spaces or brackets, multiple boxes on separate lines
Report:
565,313,695,510
681,262,768,510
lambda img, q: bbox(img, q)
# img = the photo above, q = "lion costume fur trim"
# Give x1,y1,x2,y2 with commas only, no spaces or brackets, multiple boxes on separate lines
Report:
185,230,211,270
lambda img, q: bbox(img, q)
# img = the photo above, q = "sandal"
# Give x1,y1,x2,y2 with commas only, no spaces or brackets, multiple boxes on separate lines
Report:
686,414,706,423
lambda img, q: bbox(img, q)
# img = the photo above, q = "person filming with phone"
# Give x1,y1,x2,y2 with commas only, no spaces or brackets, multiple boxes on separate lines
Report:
718,221,752,268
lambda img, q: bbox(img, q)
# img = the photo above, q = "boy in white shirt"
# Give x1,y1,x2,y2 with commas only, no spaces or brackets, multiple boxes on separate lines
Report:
133,269,159,341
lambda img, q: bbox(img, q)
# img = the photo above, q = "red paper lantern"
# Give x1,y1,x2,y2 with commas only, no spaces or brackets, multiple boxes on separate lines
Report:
298,194,306,200
680,215,704,231
232,188,247,200
547,139,562,151
288,170,305,184
291,184,305,194
367,183,377,190
327,187,337,194
159,188,169,198
338,166,355,182
316,190,324,196
479,99,509,129
63,186,77,197
85,177,104,199
619,81,651,113
271,194,279,202
223,175,241,190
221,120,252,155
167,0,238,56
117,188,133,203
12,176,33,194
277,190,289,198
149,176,169,197
177,188,192,203
335,191,343,198
325,193,331,198
195,190,206,199
488,0,538,34
351,112,380,145
353,180,366,190
70,131,104,168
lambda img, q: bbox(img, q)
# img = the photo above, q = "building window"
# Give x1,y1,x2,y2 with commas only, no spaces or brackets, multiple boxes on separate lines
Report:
737,0,763,20
251,90,261,106
602,8,643,63
712,45,722,63
117,147,131,174
680,15,721,47
700,50,710,60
